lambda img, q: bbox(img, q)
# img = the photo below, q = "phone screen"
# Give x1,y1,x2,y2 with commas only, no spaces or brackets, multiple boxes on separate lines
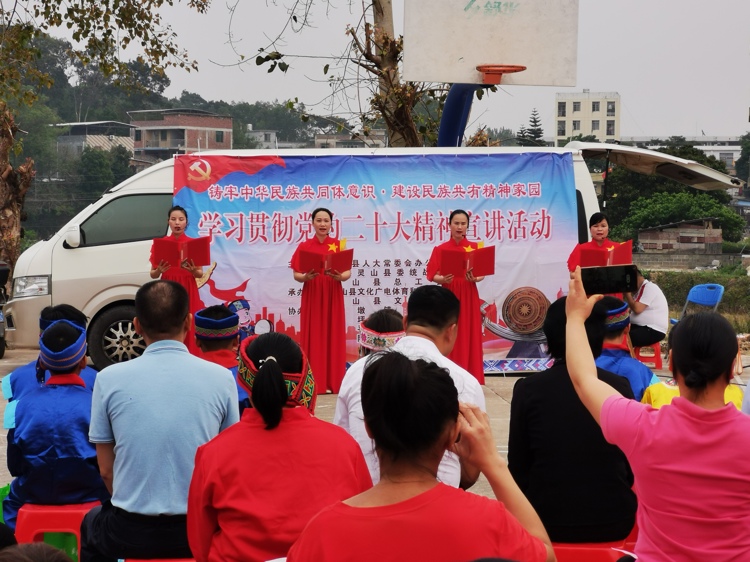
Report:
580,265,638,295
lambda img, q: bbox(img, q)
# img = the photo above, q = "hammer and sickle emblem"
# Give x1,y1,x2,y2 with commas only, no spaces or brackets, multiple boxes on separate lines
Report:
187,160,211,182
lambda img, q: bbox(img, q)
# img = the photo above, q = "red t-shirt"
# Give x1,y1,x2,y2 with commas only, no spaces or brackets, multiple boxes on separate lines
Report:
288,483,547,562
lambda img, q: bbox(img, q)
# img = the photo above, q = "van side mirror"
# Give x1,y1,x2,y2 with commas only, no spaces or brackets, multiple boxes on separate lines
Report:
64,224,81,248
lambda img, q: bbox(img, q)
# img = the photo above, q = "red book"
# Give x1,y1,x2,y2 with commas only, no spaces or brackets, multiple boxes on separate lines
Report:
298,248,354,274
440,246,495,277
152,236,211,268
579,240,632,268
608,240,633,265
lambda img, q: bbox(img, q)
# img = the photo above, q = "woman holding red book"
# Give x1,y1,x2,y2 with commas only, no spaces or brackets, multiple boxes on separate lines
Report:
149,205,204,354
290,208,351,393
567,212,616,271
426,209,485,384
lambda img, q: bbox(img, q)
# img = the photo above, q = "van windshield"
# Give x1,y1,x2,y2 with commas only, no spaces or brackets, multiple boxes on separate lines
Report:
80,193,172,246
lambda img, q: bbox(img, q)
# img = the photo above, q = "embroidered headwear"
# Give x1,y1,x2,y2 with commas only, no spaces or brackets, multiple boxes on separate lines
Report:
194,308,240,340
604,301,630,332
237,335,317,412
358,321,405,352
38,320,87,373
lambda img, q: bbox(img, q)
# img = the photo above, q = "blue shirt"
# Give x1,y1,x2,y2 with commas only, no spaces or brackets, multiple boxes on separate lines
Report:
89,340,239,515
596,348,659,401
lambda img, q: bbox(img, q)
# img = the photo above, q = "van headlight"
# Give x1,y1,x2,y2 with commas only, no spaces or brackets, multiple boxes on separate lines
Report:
12,276,50,298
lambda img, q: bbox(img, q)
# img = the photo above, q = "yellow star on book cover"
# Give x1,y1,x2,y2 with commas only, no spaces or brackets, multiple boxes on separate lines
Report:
327,238,346,253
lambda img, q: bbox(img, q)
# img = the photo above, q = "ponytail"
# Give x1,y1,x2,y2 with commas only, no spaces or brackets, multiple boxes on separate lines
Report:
252,359,287,430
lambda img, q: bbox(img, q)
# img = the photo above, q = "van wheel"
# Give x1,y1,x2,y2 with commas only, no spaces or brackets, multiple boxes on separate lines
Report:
88,306,146,370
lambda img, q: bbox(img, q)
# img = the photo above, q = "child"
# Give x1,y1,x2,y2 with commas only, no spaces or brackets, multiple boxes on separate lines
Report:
4,320,109,529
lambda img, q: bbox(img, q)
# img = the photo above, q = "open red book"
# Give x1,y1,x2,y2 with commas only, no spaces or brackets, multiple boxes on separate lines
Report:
440,245,495,278
580,240,632,267
298,248,354,274
152,236,211,267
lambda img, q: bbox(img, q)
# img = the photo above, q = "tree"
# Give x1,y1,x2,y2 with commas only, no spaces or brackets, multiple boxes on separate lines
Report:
527,108,544,143
614,191,745,243
78,148,114,196
737,132,750,184
110,146,134,186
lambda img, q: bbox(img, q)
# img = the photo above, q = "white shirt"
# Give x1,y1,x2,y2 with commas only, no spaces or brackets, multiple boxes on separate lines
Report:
632,279,669,334
333,335,486,486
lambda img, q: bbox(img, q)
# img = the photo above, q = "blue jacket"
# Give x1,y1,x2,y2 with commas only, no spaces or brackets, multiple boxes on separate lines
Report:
3,378,109,529
596,348,659,401
2,359,98,403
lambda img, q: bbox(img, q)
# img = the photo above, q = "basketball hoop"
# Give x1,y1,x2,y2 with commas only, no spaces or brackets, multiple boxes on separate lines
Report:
476,64,527,85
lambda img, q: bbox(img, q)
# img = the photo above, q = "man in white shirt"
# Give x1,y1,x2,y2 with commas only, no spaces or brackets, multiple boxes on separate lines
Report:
623,269,668,347
334,285,486,489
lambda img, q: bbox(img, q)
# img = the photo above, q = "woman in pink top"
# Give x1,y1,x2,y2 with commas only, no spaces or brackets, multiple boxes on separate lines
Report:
566,267,750,562
289,351,555,562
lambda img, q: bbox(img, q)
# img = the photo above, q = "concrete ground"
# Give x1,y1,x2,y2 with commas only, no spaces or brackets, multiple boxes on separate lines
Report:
0,347,745,498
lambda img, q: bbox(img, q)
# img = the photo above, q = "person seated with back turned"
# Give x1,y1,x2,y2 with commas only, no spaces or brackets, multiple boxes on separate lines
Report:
188,332,372,562
194,305,250,415
289,352,555,562
3,320,109,530
623,269,668,347
596,296,659,401
508,296,637,543
2,304,97,404
334,286,486,489
81,280,239,562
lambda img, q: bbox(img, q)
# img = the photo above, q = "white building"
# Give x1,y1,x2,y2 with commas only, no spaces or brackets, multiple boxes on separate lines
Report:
555,90,621,146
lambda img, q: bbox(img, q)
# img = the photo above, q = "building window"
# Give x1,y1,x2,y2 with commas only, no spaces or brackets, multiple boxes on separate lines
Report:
592,101,600,112
607,101,616,116
215,131,224,143
606,120,615,135
557,121,566,136
573,102,581,112
134,130,141,141
719,152,734,167
264,133,271,142
591,120,600,131
572,120,580,131
160,130,167,141
557,102,566,117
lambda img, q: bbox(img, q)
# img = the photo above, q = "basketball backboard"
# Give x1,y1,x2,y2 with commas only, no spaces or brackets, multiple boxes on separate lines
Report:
402,0,579,86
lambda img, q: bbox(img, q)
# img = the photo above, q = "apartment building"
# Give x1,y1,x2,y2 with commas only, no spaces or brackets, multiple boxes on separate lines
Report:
555,90,621,146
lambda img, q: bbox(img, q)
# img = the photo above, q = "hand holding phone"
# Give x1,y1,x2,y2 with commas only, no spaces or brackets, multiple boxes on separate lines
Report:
580,264,638,295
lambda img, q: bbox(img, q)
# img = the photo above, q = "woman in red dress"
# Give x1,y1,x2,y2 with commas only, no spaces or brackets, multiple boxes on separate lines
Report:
426,210,485,384
149,205,204,354
567,212,616,271
290,208,351,394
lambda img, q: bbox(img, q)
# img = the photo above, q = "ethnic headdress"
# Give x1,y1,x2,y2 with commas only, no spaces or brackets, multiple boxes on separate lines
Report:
237,335,317,412
194,308,240,340
604,301,630,332
38,320,87,372
357,321,405,352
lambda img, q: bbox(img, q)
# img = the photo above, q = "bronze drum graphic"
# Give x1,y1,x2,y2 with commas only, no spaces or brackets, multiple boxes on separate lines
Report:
501,287,550,335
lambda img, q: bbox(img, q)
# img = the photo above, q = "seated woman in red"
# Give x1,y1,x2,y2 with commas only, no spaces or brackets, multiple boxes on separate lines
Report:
187,333,372,562
288,352,555,562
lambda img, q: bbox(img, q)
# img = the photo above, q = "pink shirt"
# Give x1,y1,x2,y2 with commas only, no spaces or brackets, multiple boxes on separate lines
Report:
601,395,750,562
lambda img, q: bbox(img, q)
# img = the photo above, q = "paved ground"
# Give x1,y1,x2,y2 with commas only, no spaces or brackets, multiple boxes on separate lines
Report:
0,347,745,498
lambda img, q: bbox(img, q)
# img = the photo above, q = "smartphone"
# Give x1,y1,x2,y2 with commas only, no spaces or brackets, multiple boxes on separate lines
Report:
580,264,638,295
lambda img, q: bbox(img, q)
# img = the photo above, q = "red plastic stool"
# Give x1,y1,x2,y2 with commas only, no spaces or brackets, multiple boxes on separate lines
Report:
15,501,100,558
552,543,626,562
634,342,663,369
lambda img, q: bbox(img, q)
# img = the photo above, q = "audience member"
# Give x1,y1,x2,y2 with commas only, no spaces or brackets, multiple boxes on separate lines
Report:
289,352,554,562
2,305,96,404
355,308,405,358
508,296,637,543
623,269,668,347
194,305,249,414
81,280,239,562
566,267,750,561
187,332,371,562
0,543,71,562
4,321,109,529
595,296,659,401
334,285,485,488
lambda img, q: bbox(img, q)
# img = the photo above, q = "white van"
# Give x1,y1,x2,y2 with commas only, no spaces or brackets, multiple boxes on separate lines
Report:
4,143,737,370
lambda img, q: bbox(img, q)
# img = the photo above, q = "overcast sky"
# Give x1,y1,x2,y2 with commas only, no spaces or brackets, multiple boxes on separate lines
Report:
159,0,750,139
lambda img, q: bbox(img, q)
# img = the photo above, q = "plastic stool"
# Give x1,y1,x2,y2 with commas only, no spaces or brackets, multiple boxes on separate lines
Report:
552,543,625,562
15,501,100,560
122,559,195,561
634,342,663,369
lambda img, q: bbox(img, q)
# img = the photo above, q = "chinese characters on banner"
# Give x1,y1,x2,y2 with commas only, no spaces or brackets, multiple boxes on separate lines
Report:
174,152,578,372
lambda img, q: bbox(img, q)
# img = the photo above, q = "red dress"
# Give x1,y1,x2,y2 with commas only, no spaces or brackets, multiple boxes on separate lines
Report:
149,234,204,355
427,239,485,384
290,236,347,394
567,238,616,271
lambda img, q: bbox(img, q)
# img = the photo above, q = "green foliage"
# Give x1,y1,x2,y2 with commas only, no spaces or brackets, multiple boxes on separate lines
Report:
722,238,750,254
78,147,114,195
612,191,745,242
737,132,750,183
10,99,61,177
110,145,134,186
527,108,544,142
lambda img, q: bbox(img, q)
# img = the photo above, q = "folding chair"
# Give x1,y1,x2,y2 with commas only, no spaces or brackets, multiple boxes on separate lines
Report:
670,283,724,325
